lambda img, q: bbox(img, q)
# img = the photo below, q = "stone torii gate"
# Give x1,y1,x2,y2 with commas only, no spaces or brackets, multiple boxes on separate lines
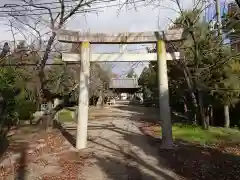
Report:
55,28,184,149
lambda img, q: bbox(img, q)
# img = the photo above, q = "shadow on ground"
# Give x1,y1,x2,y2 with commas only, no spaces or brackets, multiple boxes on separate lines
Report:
55,120,181,179
0,125,40,160
15,143,28,180
1,140,29,180
94,155,160,180
56,105,240,180
113,105,160,124
114,105,240,180
0,136,9,159
148,137,240,180
53,120,76,147
114,105,187,124
0,125,40,180
90,135,178,180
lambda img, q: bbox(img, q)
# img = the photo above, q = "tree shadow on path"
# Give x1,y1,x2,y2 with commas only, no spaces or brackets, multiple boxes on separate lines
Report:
15,143,28,180
114,104,187,124
55,119,180,179
56,104,240,180
94,155,160,180
53,120,76,147
89,135,179,180
155,138,240,180
114,105,240,180
54,118,180,180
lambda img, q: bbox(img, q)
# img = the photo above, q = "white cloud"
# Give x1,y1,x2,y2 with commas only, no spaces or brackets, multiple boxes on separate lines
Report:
0,0,193,76
0,0,193,41
66,1,178,32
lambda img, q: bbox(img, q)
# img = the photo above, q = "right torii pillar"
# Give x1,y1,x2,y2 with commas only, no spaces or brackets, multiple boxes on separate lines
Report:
157,39,173,149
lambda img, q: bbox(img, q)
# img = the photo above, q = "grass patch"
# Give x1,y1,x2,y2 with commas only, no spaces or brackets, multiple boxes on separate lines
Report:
58,109,74,122
153,123,240,145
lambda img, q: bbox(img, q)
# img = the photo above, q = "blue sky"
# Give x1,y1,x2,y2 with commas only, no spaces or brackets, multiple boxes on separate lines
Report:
205,0,229,22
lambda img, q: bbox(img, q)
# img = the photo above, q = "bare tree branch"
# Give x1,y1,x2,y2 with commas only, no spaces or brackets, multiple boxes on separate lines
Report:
62,0,96,23
59,0,65,23
8,20,17,49
20,0,55,28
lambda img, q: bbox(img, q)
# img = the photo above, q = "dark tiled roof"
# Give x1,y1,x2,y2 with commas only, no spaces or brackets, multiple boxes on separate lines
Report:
110,78,139,89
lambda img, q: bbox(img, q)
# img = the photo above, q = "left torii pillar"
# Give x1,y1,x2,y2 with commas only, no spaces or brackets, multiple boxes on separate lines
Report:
76,42,90,149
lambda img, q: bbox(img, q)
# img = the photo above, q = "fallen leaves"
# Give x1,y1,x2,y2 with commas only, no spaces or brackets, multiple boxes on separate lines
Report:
0,126,87,180
139,122,240,180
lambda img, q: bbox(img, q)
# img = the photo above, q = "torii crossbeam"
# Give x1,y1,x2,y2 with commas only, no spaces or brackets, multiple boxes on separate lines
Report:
55,28,184,44
56,28,184,149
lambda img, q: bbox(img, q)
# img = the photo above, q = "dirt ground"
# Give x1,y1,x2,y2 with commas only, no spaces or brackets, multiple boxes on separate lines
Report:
0,126,87,180
0,104,166,180
1,104,239,180
88,104,240,180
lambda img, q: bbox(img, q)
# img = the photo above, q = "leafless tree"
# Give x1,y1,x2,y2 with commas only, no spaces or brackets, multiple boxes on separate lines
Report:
1,0,138,129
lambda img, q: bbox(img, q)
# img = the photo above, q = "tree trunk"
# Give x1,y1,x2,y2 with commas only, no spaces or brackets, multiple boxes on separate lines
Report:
96,92,103,107
34,87,41,111
224,105,230,128
101,91,105,107
208,105,213,126
183,101,188,116
190,92,198,124
196,89,208,129
43,101,53,131
205,107,210,128
38,32,56,107
53,98,60,121
101,96,104,105
182,67,198,123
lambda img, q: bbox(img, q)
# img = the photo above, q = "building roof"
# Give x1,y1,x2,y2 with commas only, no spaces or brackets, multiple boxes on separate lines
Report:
110,78,140,89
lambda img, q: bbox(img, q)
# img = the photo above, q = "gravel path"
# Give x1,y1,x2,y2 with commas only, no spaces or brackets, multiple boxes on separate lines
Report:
62,105,184,180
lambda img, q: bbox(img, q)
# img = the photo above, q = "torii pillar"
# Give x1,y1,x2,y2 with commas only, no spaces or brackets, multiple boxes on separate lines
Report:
55,28,184,149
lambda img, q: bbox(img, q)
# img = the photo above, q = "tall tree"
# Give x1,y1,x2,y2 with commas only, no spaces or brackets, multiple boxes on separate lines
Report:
3,0,134,129
170,0,240,128
140,0,240,129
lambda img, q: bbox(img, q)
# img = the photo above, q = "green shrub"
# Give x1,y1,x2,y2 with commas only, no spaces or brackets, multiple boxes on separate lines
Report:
0,68,19,137
16,99,37,120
